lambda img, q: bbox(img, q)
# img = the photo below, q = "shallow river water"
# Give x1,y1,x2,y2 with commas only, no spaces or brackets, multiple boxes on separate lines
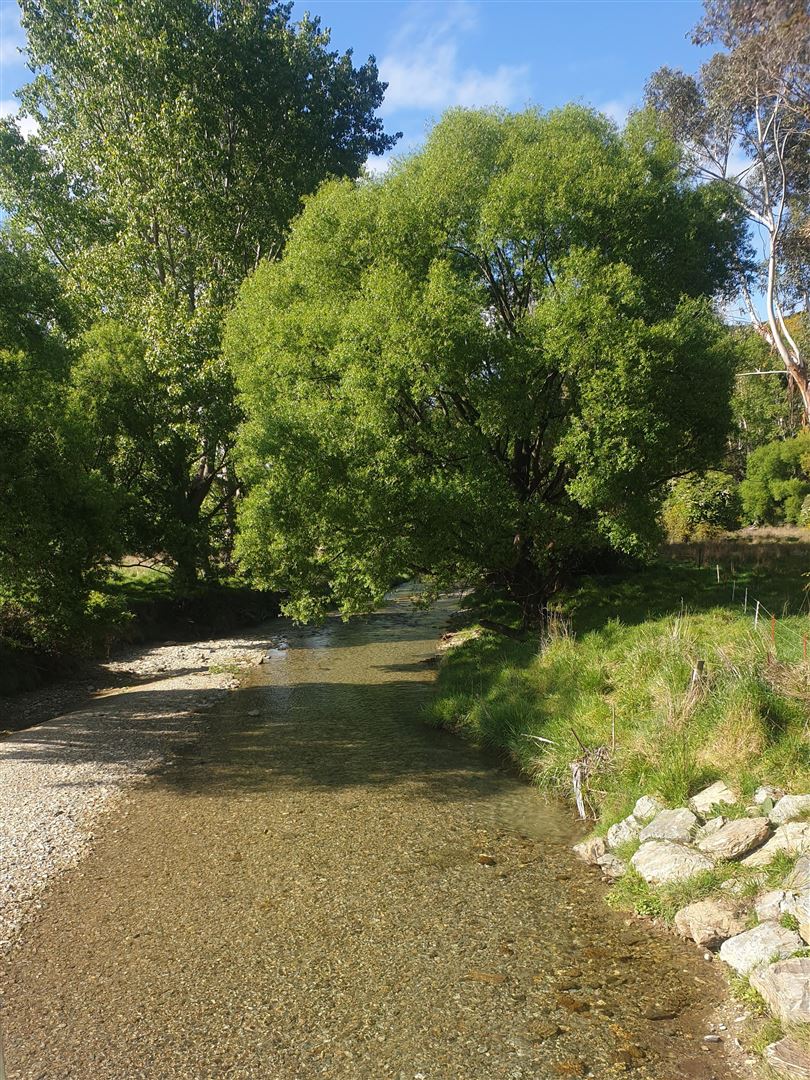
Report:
0,593,748,1079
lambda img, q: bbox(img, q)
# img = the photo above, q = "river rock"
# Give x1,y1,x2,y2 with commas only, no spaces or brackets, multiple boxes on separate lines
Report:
788,855,810,892
765,1037,810,1080
573,836,607,865
631,841,713,885
694,816,725,844
751,957,810,1024
596,852,627,880
756,890,790,922
606,815,641,851
673,898,746,948
742,823,810,867
770,795,810,825
787,893,810,943
718,922,802,975
696,817,770,861
689,781,735,819
632,795,664,824
639,808,697,844
756,785,784,805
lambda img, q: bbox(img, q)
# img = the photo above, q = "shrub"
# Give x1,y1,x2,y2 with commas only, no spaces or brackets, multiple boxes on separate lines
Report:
662,471,741,541
741,432,810,525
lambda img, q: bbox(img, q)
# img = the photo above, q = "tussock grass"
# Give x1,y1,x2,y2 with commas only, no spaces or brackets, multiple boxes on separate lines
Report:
429,558,810,829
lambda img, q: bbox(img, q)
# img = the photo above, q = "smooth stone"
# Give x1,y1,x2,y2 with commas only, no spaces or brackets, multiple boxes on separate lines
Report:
787,855,810,893
742,823,810,867
673,899,747,949
770,795,810,825
596,852,627,880
751,957,810,1024
696,817,770,861
639,808,698,844
765,1037,810,1080
694,816,725,844
606,815,641,851
718,922,802,975
755,785,784,805
755,890,790,922
689,781,736,819
573,836,607,865
632,795,664,824
631,841,713,885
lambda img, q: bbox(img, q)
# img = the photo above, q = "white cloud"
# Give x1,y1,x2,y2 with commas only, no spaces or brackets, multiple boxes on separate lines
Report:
0,4,25,65
597,96,637,129
364,155,392,178
379,2,528,113
0,98,37,138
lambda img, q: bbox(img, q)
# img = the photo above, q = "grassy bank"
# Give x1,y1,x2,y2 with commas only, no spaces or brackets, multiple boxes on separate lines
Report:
0,570,280,696
429,546,810,831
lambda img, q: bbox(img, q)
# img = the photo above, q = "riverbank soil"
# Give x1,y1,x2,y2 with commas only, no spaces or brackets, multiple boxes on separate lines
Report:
0,596,753,1079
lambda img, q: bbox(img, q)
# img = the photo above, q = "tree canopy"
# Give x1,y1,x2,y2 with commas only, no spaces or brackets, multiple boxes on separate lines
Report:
0,242,116,648
228,106,743,623
0,0,397,583
646,0,810,418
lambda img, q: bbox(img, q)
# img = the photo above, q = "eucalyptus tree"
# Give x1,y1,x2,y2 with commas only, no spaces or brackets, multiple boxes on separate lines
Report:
647,0,810,419
227,106,743,625
0,0,397,583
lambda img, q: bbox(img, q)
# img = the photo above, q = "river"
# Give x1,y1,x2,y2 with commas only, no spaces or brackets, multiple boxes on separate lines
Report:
0,591,747,1078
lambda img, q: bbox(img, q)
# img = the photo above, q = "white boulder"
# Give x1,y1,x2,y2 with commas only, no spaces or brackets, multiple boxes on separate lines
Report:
751,957,810,1025
632,795,664,824
689,781,736,819
606,815,641,851
765,1037,810,1080
742,823,810,868
639,808,697,844
673,898,747,949
695,817,770,861
770,795,810,826
631,841,713,885
718,922,802,975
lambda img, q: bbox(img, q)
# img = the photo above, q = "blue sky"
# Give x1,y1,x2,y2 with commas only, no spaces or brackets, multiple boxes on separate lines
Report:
0,0,710,160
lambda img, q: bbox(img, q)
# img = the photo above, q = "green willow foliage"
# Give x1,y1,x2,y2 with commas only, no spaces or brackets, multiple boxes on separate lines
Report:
741,431,810,524
228,106,744,623
0,243,117,647
0,0,396,584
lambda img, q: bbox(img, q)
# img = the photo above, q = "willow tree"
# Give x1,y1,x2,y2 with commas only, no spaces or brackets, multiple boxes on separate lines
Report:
228,106,743,624
0,0,396,583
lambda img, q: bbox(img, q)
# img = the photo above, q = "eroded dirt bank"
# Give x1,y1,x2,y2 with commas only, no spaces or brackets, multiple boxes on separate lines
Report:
0,597,753,1078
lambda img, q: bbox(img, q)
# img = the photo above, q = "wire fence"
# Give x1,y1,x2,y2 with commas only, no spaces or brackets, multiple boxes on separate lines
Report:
697,562,810,664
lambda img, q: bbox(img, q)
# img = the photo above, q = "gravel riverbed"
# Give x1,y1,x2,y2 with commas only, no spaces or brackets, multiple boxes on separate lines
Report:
0,630,276,949
0,598,753,1079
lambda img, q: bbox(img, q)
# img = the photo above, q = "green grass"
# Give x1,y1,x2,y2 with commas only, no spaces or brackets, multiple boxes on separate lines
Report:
429,555,810,830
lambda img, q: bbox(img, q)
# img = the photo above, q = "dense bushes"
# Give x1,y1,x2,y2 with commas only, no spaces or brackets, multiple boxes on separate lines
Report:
741,431,810,524
662,471,741,540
